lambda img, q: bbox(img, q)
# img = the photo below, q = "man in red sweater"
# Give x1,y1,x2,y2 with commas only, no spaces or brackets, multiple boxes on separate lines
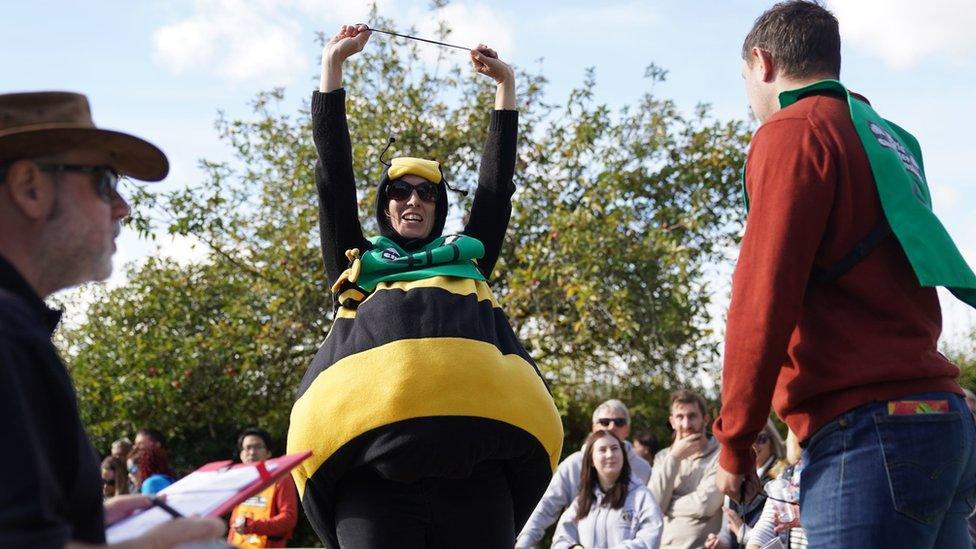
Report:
714,2,976,547
228,428,298,548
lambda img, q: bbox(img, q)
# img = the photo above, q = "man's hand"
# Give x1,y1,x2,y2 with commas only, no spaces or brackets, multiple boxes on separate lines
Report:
104,495,154,526
669,433,707,460
470,44,513,85
99,495,226,549
132,517,225,549
325,24,371,65
716,464,760,504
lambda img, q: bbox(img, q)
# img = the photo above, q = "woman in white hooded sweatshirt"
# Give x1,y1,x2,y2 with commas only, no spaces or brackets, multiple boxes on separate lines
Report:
553,430,664,549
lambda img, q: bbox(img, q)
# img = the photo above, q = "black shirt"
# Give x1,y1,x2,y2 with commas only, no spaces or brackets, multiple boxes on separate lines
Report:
0,254,105,547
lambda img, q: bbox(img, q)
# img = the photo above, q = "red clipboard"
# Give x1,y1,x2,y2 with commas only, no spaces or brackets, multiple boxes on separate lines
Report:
195,451,311,517
106,451,311,544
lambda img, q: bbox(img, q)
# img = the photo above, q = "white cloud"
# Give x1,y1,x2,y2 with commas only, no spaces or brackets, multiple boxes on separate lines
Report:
152,0,308,85
828,0,976,68
151,0,496,84
405,3,516,65
291,0,383,23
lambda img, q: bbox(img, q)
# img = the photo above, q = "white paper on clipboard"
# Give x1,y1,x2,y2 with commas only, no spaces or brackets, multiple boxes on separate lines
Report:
106,462,279,544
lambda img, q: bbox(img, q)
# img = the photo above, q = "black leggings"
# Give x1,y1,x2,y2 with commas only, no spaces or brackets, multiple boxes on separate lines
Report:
334,461,515,548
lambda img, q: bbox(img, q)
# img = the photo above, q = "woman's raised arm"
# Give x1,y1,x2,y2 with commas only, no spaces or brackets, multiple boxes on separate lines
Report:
314,24,372,287
463,45,518,279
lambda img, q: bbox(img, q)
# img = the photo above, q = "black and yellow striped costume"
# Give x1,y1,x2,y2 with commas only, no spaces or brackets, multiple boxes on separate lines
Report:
288,89,562,546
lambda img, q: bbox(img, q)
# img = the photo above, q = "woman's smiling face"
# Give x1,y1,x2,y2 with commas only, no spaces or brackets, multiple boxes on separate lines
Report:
592,433,623,479
386,174,436,239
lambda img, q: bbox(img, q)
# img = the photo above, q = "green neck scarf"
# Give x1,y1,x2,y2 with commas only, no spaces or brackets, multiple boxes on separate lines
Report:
332,234,486,308
744,79,976,309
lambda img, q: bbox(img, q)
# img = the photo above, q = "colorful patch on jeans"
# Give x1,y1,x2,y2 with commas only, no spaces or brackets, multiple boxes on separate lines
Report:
887,399,949,415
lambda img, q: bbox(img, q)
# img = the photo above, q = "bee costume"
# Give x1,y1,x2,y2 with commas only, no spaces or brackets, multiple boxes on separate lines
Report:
288,89,563,547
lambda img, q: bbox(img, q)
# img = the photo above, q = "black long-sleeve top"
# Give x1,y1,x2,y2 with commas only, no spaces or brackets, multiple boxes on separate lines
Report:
310,89,518,288
0,254,104,547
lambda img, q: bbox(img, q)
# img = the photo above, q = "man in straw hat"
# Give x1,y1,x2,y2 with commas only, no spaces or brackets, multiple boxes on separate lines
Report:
0,91,224,547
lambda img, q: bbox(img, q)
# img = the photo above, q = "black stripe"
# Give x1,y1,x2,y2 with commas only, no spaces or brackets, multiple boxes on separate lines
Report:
299,416,553,547
809,218,892,287
450,243,460,262
425,249,433,266
298,285,539,398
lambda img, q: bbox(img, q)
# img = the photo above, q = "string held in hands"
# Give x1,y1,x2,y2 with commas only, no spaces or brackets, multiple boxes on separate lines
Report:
361,24,471,52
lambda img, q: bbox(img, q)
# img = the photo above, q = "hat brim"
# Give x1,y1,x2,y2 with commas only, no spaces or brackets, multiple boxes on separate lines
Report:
0,126,168,181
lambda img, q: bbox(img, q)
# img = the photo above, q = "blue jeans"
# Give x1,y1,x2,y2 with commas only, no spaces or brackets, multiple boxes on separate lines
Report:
800,392,976,548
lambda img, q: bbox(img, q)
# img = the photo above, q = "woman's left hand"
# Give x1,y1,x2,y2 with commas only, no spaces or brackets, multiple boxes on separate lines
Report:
723,506,744,533
470,44,513,85
772,505,801,533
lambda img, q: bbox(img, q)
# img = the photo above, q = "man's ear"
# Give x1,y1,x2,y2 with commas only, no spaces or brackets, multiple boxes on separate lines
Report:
3,160,56,221
752,47,777,83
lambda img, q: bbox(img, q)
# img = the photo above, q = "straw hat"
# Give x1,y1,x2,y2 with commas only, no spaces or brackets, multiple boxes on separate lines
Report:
0,91,168,181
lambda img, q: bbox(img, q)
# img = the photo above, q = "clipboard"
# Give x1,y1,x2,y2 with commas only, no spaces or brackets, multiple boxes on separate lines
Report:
106,451,311,544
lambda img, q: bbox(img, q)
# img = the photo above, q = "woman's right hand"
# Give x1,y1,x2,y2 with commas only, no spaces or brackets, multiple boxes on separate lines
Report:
321,24,371,92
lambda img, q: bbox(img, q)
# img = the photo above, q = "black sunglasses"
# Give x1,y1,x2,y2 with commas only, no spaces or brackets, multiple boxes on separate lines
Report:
596,418,627,428
39,164,121,202
387,180,438,203
101,477,116,486
755,432,770,444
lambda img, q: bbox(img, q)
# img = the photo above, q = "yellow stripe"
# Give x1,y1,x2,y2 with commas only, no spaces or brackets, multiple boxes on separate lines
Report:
369,276,499,307
332,277,499,320
287,337,563,496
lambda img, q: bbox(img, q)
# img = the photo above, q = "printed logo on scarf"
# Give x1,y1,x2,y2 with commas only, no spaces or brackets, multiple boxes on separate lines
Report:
868,121,926,202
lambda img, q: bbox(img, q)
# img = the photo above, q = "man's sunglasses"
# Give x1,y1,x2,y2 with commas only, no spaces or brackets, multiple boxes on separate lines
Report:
387,180,438,203
755,432,770,445
102,477,116,486
39,164,121,202
596,418,628,428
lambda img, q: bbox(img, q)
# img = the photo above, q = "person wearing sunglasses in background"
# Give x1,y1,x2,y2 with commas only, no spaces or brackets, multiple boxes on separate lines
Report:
517,399,652,548
287,24,562,548
745,431,807,549
706,420,788,549
649,389,724,549
100,457,129,500
0,91,223,547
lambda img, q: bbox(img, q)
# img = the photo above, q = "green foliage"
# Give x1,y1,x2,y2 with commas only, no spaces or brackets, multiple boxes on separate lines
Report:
944,335,976,392
59,6,749,517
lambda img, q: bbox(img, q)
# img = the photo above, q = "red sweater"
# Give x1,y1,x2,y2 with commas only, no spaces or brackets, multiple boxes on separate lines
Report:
713,92,962,474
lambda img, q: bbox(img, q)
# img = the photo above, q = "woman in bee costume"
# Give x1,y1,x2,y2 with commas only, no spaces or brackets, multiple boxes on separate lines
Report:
287,24,563,548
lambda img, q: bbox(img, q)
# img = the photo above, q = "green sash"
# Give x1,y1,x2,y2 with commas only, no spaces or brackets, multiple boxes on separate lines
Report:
356,234,486,291
331,234,487,307
745,80,976,308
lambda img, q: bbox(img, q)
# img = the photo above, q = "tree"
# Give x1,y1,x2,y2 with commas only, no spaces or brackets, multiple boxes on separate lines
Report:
59,10,748,495
944,335,976,392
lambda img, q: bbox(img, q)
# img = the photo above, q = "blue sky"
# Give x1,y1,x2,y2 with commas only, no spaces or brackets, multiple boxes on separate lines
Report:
4,0,974,347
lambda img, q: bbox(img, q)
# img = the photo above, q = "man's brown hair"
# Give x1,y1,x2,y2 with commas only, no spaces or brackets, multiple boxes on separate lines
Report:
742,0,841,79
671,389,708,417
